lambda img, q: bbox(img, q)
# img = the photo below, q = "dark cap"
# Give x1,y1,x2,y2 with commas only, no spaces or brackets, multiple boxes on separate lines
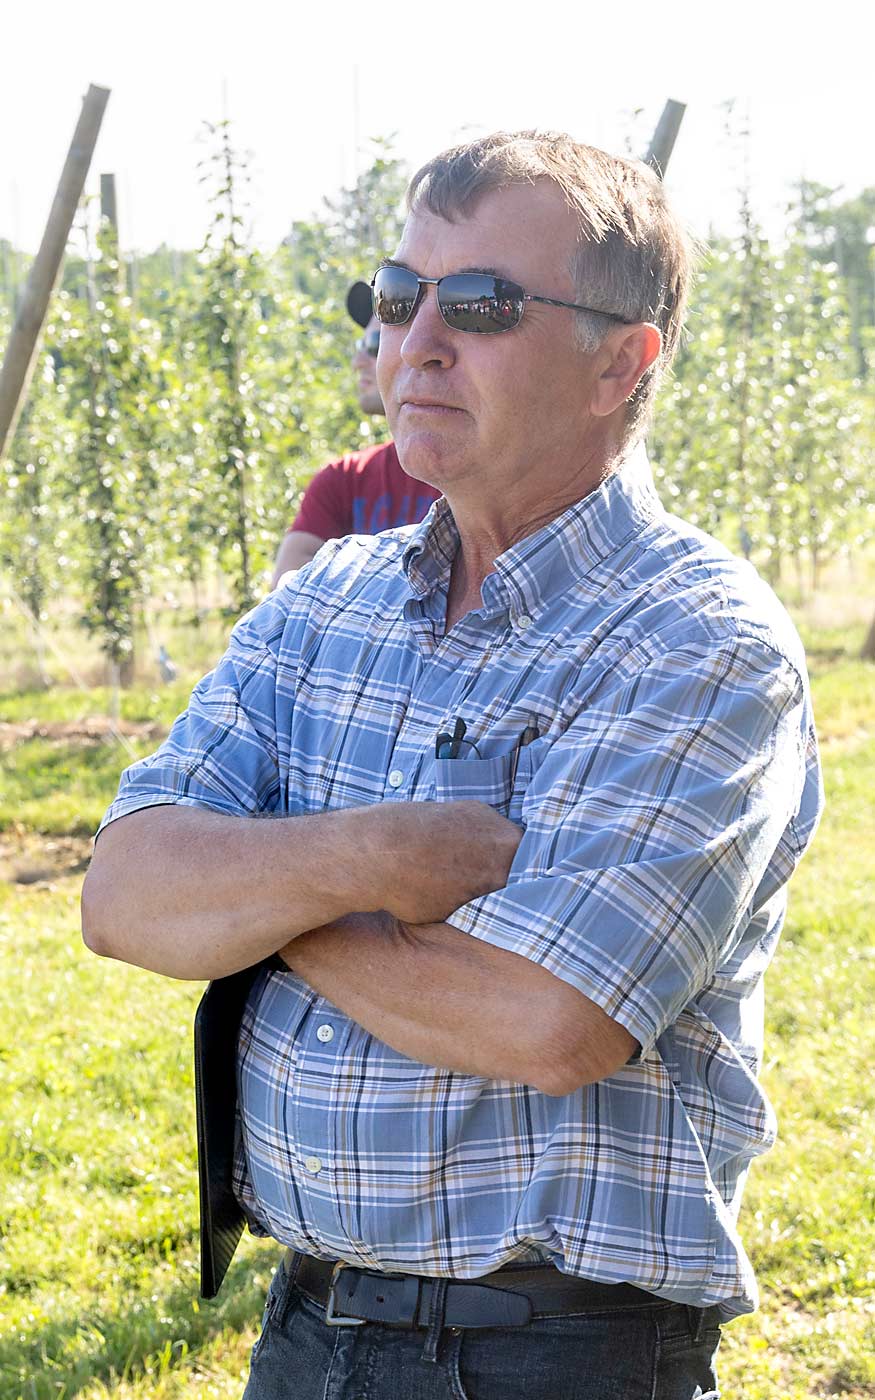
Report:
346,280,374,329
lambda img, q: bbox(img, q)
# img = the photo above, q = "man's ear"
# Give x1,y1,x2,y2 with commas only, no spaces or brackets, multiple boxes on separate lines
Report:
590,323,662,419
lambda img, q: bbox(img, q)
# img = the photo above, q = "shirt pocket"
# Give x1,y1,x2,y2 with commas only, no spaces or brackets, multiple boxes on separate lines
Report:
434,741,546,824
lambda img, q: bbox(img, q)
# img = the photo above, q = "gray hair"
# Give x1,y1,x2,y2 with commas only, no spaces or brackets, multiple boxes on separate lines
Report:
406,130,695,441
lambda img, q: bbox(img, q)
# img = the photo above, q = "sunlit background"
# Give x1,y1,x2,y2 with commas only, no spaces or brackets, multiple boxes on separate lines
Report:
2,6,875,1397
3,0,874,253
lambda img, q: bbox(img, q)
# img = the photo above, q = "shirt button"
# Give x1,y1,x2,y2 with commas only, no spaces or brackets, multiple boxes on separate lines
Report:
517,614,533,630
304,1156,323,1175
388,769,404,788
316,1023,334,1043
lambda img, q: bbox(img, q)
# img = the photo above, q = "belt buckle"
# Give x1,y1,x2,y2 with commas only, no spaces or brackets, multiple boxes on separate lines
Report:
325,1261,367,1327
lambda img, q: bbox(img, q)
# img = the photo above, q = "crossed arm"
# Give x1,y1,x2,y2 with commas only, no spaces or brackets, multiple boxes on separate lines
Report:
281,911,635,1095
82,800,635,1094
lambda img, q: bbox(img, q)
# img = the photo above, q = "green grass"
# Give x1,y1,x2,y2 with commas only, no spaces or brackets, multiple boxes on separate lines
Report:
0,738,155,837
0,880,279,1399
1,639,873,1398
717,699,875,1398
0,681,196,728
0,682,196,838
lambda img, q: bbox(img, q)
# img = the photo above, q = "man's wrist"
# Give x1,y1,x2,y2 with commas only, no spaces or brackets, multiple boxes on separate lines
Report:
288,807,373,920
321,806,400,916
278,907,402,971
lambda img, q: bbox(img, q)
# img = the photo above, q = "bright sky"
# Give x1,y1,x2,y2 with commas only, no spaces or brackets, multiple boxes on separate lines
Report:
2,0,873,259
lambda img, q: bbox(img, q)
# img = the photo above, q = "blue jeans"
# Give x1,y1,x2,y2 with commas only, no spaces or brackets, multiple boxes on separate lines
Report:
243,1256,722,1399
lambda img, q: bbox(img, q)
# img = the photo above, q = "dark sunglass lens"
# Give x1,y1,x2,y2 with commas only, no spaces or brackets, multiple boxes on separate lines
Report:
437,274,524,332
373,267,419,326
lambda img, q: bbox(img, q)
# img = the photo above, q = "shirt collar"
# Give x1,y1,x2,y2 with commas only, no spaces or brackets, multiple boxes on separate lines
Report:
402,444,662,625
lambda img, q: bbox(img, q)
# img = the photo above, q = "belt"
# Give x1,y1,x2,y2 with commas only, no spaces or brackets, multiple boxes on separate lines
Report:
290,1251,666,1330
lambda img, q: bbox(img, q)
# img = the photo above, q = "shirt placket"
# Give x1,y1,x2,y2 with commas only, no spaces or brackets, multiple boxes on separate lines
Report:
383,604,511,802
288,1004,355,1250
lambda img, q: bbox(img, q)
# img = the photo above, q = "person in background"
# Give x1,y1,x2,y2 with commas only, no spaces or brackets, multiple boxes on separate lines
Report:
270,281,440,585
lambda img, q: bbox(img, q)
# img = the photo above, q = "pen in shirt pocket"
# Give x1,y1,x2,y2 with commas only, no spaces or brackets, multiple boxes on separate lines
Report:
433,715,540,782
510,717,540,785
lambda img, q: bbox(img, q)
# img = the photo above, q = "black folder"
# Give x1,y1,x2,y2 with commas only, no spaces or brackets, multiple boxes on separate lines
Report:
193,964,264,1298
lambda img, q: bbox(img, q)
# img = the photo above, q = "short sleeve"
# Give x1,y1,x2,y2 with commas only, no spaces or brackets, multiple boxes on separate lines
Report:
445,636,821,1055
289,458,353,540
97,602,285,835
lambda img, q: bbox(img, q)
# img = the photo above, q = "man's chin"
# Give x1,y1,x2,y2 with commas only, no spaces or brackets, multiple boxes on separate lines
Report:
394,433,469,491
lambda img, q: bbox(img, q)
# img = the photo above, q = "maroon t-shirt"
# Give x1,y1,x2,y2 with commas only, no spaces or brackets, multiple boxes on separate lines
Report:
289,441,440,540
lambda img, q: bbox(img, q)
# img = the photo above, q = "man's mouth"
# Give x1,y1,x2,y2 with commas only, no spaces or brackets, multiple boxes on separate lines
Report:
401,399,462,413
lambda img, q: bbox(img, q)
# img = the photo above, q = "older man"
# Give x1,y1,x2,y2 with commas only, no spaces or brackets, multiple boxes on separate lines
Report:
83,131,822,1400
270,283,439,585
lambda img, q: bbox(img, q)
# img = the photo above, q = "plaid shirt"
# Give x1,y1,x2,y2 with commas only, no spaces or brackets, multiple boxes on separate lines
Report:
101,453,822,1319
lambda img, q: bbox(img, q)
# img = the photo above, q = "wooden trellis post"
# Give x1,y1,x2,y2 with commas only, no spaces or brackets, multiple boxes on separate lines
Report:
645,99,686,178
0,84,110,462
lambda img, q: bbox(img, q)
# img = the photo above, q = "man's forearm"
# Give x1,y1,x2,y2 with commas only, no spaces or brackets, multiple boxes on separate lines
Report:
81,799,521,983
280,913,637,1094
81,806,381,980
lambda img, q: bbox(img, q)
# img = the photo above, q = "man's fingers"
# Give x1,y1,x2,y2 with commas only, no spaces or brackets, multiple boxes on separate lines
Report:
370,799,522,924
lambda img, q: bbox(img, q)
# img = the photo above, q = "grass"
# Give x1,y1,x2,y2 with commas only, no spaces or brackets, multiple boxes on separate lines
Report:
1,617,873,1397
0,682,195,839
0,681,196,728
0,739,155,838
718,690,875,1398
0,880,280,1399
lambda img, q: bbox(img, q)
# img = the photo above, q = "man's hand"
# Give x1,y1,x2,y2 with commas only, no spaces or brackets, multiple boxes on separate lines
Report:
280,910,638,1094
350,800,522,925
82,798,521,982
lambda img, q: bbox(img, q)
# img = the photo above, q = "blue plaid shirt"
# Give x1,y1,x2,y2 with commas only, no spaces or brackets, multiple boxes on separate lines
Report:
101,453,822,1319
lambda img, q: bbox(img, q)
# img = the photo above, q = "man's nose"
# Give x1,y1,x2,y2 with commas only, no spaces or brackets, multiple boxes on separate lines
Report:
399,285,455,370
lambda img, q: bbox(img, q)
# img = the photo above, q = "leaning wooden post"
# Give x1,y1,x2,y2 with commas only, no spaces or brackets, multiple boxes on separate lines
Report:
100,172,118,233
645,99,686,178
0,84,111,462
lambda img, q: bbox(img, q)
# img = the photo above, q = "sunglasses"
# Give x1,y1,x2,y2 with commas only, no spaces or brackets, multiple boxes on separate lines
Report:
355,325,380,358
371,263,632,336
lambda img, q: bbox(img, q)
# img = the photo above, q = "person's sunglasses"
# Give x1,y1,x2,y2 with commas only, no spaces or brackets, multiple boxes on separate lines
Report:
355,325,380,358
371,264,633,336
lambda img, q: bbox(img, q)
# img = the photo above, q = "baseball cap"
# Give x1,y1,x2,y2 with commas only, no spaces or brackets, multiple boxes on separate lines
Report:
346,281,374,329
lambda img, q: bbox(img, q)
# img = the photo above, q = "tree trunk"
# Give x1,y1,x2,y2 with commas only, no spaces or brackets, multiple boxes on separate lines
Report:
861,608,875,662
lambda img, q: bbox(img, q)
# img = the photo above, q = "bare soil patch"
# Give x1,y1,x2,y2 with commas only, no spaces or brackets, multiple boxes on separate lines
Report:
0,829,92,886
0,717,164,751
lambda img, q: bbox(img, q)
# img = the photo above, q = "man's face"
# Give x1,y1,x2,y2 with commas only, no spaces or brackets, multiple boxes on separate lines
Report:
376,181,601,510
351,315,384,416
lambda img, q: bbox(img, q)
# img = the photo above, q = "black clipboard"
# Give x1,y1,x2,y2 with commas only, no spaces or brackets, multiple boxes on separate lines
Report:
193,964,264,1298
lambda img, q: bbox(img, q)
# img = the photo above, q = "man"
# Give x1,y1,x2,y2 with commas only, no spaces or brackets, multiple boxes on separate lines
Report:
83,131,823,1399
270,282,439,585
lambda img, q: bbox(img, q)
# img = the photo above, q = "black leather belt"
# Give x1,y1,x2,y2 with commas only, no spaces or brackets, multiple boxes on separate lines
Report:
290,1251,665,1330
